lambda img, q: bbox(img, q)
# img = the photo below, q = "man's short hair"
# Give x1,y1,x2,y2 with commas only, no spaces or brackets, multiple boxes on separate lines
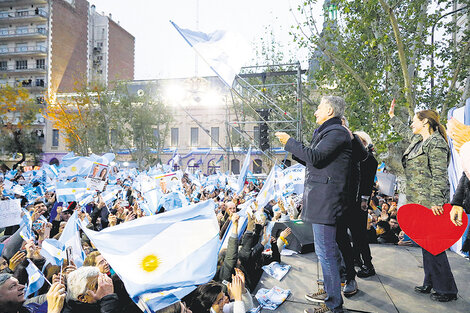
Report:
66,266,100,301
321,96,346,118
0,273,12,287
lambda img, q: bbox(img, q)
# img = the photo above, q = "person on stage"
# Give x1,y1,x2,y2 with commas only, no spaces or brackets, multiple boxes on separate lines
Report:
388,100,458,302
276,95,352,313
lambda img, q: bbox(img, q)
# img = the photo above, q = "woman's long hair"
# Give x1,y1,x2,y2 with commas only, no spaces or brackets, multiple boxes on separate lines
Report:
416,110,448,144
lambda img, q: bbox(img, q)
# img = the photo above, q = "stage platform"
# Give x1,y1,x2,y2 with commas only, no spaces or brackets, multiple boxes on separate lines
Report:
253,245,470,313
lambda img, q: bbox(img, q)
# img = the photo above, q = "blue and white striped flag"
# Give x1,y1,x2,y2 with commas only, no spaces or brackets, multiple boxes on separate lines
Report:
79,200,221,303
58,212,86,267
24,260,46,298
40,239,66,266
55,181,87,203
236,146,252,194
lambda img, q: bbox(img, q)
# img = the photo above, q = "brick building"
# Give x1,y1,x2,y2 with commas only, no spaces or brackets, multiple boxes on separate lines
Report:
0,0,134,164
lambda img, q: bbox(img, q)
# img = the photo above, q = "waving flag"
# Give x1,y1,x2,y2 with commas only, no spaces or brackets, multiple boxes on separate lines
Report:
55,181,87,203
236,146,252,194
256,165,279,209
79,200,221,303
19,209,34,241
278,163,305,196
24,260,46,298
40,239,66,266
58,212,86,267
171,21,250,87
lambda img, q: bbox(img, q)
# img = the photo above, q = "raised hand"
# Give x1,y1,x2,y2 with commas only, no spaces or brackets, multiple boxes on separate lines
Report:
46,282,66,313
388,99,396,118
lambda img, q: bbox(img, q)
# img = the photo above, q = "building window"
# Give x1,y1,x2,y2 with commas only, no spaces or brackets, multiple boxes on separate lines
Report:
187,159,199,174
16,60,27,70
52,129,59,147
253,159,262,174
0,61,7,71
211,127,219,147
170,128,178,146
16,10,29,17
16,27,28,35
35,78,44,87
231,159,240,175
207,159,220,175
190,127,198,147
36,59,45,69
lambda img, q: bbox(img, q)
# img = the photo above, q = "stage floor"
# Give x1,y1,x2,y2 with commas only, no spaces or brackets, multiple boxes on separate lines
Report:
253,245,470,313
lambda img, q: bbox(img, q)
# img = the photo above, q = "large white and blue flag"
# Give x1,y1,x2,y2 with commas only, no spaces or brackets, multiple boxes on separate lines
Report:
40,239,66,266
170,21,250,87
24,260,46,298
19,209,34,241
236,146,252,194
79,200,221,305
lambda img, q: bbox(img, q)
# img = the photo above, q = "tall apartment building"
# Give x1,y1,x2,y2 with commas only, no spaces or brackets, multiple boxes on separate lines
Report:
0,0,134,164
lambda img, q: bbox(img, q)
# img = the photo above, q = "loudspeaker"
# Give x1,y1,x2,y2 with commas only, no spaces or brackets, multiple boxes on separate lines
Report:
271,220,314,254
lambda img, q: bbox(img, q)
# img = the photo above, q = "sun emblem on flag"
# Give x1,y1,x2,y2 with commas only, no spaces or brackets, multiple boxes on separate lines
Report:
72,189,76,193
289,175,293,180
71,166,77,172
141,254,160,272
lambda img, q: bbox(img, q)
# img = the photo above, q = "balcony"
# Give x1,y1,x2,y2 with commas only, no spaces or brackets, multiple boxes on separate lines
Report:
0,9,48,23
0,27,47,40
0,45,47,56
0,0,47,8
0,64,46,74
15,79,46,91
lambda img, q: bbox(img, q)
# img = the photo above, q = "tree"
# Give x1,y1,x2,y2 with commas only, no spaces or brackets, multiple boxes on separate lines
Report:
45,81,172,169
0,85,44,168
291,0,470,173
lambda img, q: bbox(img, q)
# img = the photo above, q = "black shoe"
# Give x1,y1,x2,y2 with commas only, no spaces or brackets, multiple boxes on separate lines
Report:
414,285,432,294
357,265,375,278
430,292,457,302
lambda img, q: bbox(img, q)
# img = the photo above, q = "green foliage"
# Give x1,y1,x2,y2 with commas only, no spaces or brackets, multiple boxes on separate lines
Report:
0,85,43,164
48,81,172,169
291,0,469,160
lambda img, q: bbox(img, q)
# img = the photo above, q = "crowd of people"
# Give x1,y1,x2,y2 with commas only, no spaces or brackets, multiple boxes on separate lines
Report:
0,96,469,313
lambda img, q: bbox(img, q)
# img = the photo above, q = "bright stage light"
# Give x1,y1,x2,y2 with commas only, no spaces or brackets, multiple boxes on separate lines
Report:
164,84,186,104
202,90,221,107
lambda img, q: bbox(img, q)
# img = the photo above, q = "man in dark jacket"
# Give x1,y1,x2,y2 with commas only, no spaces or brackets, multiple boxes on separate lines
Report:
276,95,352,313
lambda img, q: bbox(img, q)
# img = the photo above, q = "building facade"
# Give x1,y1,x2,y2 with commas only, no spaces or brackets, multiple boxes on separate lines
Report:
0,0,134,164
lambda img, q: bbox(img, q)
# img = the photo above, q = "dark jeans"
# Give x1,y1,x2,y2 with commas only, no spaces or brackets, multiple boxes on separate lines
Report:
350,205,373,267
422,248,458,295
313,223,343,312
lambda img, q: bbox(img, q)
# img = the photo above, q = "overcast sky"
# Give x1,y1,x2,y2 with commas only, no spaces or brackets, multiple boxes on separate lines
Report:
89,0,322,80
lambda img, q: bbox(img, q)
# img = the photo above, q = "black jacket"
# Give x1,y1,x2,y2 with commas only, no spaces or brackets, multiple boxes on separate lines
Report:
62,294,121,313
450,173,470,214
359,147,378,197
285,117,352,224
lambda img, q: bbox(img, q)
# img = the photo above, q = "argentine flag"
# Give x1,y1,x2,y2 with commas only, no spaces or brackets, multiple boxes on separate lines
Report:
24,260,46,298
59,212,86,267
79,200,221,302
40,239,66,266
236,146,252,194
170,21,250,87
56,181,87,203
256,165,279,209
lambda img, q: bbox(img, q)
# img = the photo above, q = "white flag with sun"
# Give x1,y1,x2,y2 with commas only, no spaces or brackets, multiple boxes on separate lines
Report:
79,200,221,300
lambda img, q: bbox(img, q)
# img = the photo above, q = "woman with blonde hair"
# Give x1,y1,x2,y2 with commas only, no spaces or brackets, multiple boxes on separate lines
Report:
389,100,457,302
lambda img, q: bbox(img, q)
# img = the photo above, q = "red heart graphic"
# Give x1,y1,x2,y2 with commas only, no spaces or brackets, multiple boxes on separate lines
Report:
397,203,468,255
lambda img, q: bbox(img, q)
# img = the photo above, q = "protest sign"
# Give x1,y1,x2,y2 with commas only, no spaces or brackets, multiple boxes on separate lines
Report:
0,199,22,228
85,162,108,191
376,172,396,196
